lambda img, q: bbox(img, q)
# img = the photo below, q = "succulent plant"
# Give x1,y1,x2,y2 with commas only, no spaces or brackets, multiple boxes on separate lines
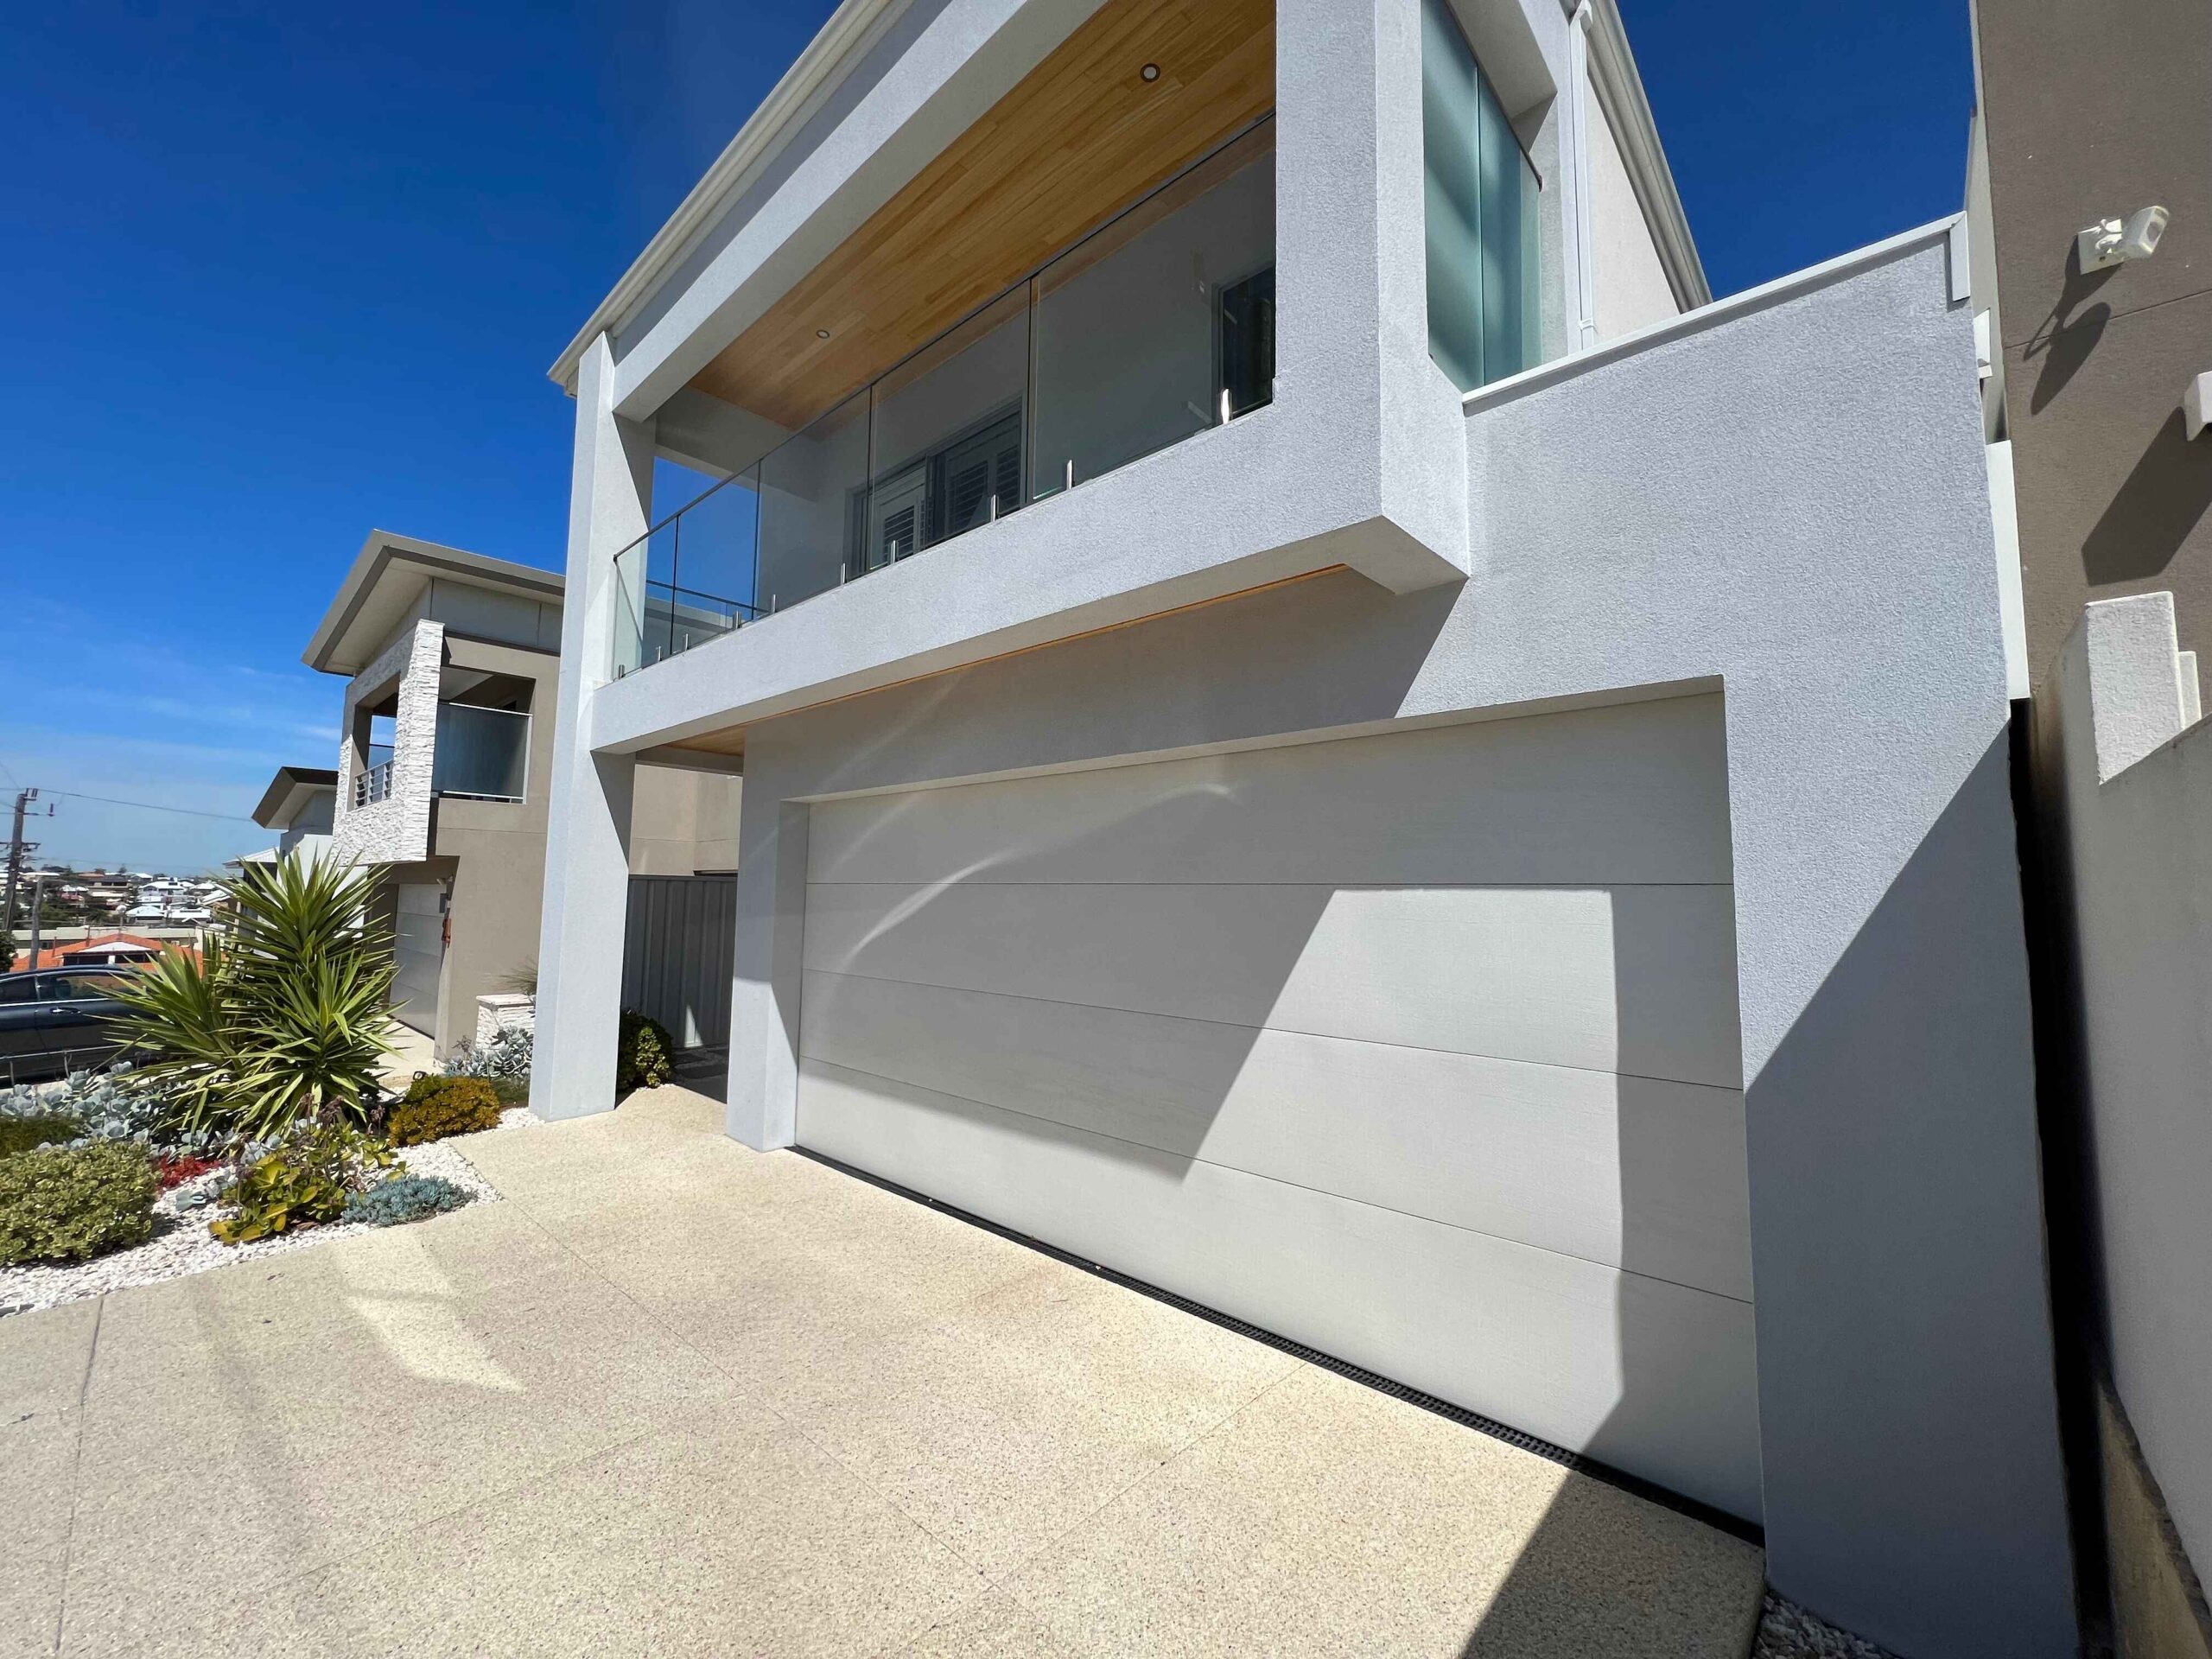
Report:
342,1175,474,1229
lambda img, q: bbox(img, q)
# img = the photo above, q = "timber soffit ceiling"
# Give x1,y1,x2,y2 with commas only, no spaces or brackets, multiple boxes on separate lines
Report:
690,0,1274,431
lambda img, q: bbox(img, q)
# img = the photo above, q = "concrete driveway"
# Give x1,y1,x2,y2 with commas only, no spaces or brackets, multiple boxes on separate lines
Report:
3,1087,1764,1657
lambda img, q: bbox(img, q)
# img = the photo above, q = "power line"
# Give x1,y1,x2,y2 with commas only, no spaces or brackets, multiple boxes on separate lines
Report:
37,790,257,824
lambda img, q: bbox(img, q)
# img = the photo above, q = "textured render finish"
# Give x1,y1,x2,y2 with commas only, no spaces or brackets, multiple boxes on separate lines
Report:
331,618,442,867
2056,594,2212,1602
423,636,556,1055
533,336,650,1122
1585,82,1680,340
1465,240,2071,1659
713,238,2073,1657
632,767,743,875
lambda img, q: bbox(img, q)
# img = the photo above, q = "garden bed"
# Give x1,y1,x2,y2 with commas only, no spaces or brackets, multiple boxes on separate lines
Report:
0,1106,539,1319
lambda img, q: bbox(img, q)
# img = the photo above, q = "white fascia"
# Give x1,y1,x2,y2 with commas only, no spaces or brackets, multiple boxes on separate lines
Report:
601,0,1107,423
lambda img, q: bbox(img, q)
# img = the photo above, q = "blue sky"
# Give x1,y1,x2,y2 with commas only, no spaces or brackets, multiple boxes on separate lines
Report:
0,0,1974,874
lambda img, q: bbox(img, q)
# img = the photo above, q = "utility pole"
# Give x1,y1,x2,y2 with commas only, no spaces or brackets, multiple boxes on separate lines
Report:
2,788,35,956
24,871,46,974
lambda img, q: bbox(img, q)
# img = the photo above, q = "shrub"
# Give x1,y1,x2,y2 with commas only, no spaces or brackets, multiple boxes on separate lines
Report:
343,1175,474,1229
386,1076,503,1147
443,1024,532,1083
617,1011,675,1092
153,1152,222,1191
0,1141,159,1266
209,1122,395,1245
0,1116,81,1160
3,1065,214,1157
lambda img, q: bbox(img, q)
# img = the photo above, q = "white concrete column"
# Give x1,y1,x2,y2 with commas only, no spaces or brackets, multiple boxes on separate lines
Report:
531,334,653,1121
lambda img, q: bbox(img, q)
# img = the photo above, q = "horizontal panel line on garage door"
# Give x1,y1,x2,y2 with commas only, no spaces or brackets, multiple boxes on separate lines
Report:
799,964,1738,1096
800,1055,1752,1307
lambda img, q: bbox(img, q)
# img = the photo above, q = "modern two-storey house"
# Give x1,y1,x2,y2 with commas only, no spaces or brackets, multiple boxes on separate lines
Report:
244,766,338,868
304,531,742,1055
529,2,2076,1652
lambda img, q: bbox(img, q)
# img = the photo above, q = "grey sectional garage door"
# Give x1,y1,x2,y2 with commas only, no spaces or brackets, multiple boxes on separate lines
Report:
795,691,1760,1521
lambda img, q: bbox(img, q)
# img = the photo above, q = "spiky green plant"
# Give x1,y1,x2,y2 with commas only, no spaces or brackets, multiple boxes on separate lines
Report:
103,934,238,1131
104,855,398,1144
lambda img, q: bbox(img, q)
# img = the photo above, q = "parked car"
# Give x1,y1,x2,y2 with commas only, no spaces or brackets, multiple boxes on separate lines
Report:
0,967,134,1084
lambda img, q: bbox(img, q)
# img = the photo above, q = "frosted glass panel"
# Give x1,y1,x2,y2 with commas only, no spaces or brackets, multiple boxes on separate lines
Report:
1423,0,1541,390
1031,126,1274,500
758,390,870,613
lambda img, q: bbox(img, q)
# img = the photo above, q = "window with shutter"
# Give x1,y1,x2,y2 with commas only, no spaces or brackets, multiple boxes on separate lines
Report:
863,463,928,571
939,411,1023,540
850,405,1025,575
1218,267,1275,419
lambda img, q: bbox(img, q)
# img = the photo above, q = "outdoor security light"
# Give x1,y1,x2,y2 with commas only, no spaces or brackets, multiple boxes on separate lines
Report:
2078,205,2170,271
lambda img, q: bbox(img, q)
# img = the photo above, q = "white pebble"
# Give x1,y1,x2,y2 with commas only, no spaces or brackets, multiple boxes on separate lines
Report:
0,1111,542,1319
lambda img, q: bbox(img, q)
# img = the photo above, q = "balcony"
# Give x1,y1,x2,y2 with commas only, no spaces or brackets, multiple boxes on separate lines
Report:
613,119,1275,677
430,702,529,803
354,744,395,808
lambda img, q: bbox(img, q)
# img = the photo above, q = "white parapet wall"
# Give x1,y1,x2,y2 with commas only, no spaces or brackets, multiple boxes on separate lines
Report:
2055,592,2212,1615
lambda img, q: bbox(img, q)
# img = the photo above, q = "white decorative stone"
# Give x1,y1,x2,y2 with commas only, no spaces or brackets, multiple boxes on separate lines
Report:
333,618,444,866
475,992,537,1046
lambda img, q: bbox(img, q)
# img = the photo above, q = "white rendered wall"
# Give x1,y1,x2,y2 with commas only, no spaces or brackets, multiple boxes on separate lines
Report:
531,336,648,1122
2054,593,2212,1592
1586,82,1680,340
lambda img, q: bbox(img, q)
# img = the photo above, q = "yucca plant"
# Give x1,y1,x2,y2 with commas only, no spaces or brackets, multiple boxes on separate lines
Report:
105,855,399,1144
101,936,238,1131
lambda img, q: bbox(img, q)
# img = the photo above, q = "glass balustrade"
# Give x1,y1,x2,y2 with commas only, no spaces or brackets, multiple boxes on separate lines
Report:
613,117,1277,677
431,704,530,802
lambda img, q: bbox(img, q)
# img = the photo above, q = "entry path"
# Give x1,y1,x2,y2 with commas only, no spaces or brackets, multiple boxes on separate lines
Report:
2,1086,1764,1656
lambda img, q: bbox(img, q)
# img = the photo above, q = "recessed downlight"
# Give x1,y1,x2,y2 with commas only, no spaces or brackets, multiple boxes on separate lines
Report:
816,328,831,340
1140,62,1160,82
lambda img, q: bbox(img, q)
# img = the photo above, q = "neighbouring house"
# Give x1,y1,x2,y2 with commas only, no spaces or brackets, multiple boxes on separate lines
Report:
11,932,178,973
302,531,742,1057
526,3,2075,1653
1966,2,2212,1654
242,766,338,867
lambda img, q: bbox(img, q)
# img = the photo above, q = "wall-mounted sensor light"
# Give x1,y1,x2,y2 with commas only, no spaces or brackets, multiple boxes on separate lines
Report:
2185,372,2210,442
1140,62,1160,81
2078,205,2170,271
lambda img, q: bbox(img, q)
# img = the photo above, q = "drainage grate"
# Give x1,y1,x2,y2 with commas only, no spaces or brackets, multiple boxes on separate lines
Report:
793,1145,1764,1547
